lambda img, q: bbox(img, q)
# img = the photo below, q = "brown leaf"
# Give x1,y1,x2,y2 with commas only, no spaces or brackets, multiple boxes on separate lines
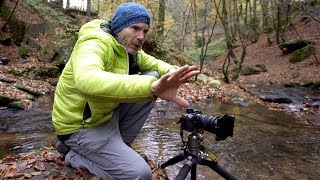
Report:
2,164,18,178
0,164,9,174
16,161,27,172
34,161,46,171
26,163,33,169
21,154,37,165
43,151,55,161
30,171,42,176
2,155,16,164
24,173,32,179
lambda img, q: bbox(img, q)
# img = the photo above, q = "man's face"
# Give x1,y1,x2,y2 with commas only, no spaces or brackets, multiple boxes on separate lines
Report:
115,23,150,55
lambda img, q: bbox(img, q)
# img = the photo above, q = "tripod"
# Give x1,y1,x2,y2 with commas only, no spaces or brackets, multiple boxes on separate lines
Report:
159,132,237,180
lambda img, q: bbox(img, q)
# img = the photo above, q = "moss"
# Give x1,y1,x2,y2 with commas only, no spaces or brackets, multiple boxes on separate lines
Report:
7,68,25,76
255,64,267,72
19,43,30,57
8,101,24,110
0,94,15,106
241,66,262,75
37,66,59,77
15,83,43,96
197,74,221,88
289,45,316,63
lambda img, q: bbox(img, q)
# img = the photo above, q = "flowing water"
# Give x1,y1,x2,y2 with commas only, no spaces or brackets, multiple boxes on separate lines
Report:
0,96,319,180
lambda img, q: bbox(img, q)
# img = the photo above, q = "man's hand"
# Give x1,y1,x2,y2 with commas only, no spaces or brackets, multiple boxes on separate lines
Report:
151,65,200,107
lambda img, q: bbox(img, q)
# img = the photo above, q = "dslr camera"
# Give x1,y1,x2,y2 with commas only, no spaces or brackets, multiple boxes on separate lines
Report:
178,108,235,141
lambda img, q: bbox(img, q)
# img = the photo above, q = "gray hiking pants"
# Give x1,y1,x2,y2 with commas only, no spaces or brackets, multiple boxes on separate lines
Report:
63,71,159,179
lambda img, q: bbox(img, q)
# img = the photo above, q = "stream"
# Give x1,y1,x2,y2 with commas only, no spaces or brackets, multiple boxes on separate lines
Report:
0,95,319,179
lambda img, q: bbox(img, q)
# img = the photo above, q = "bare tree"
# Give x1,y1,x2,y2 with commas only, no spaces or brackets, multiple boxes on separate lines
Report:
252,0,258,43
173,0,192,51
198,0,217,74
157,0,166,40
260,0,272,45
86,0,92,22
1,0,19,31
214,0,253,82
66,0,70,9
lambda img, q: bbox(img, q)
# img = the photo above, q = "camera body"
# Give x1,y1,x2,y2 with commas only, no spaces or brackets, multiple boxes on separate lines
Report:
178,108,235,141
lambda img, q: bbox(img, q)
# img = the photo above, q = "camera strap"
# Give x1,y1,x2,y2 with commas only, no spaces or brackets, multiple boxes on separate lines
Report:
180,127,187,150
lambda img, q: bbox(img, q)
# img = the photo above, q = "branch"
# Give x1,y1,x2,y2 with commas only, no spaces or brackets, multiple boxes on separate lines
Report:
301,6,320,24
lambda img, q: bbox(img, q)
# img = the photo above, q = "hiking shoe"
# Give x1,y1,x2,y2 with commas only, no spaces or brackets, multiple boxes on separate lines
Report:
52,138,70,155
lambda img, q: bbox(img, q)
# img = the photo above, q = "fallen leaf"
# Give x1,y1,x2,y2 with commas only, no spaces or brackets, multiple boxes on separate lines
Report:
24,173,32,178
2,155,16,164
34,161,45,171
2,165,18,178
43,151,55,161
30,171,42,176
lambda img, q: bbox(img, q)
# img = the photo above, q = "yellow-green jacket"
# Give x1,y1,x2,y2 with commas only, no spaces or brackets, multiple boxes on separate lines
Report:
52,19,175,135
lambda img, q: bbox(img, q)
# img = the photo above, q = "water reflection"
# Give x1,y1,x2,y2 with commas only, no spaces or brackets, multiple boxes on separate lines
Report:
133,102,320,180
0,101,319,180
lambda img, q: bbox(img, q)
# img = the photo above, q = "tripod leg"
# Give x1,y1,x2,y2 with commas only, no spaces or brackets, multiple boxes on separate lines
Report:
160,153,185,168
175,160,195,180
208,163,237,180
190,163,196,180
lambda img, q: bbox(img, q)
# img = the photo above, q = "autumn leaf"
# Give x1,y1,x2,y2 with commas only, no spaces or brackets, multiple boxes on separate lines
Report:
43,151,55,161
34,161,46,171
2,165,18,178
24,173,32,179
1,155,16,164
0,163,9,174
20,154,37,165
30,171,42,176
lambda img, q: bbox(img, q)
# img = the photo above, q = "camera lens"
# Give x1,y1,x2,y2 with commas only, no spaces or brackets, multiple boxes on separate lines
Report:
196,114,234,141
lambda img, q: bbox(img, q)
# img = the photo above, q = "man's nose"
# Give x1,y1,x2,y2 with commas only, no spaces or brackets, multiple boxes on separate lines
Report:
136,31,146,41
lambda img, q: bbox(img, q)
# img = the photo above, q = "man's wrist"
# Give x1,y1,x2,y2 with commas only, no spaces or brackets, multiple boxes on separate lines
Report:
151,81,159,99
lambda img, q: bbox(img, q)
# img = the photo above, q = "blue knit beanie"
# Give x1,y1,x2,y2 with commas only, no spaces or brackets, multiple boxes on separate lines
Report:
111,2,150,34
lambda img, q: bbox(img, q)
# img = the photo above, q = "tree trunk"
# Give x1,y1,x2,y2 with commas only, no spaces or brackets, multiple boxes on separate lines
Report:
97,0,100,14
157,0,166,40
86,0,91,22
192,0,198,47
252,0,258,43
199,1,216,75
66,0,70,9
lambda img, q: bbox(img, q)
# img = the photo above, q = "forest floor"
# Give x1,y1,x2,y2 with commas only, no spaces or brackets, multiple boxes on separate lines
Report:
1,1,320,179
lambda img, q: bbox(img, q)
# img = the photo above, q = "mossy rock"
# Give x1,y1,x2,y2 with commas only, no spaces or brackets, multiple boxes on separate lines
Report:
241,66,262,75
37,66,59,77
197,74,221,88
8,101,24,110
0,94,16,106
255,64,267,72
289,45,316,63
14,83,43,96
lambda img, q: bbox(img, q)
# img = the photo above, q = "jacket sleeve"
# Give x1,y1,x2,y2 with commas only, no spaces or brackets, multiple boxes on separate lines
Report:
69,35,157,103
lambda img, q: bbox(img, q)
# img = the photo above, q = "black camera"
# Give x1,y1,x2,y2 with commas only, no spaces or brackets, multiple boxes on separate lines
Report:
178,108,235,141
